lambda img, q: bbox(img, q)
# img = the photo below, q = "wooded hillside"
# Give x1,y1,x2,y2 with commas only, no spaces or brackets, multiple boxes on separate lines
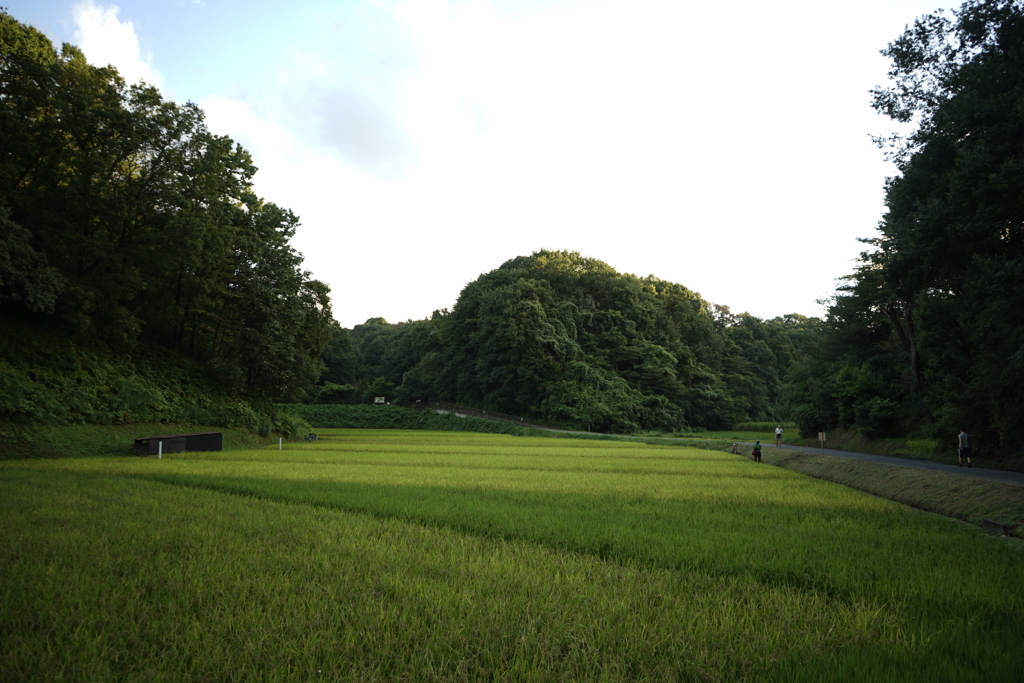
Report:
0,10,331,429
314,251,811,434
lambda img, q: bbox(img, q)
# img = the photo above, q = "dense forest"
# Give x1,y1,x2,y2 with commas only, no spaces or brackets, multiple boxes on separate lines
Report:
3,2,1024,458
0,10,331,427
313,251,814,433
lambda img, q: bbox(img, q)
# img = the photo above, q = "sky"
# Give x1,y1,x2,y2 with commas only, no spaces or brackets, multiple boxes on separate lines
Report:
8,0,960,328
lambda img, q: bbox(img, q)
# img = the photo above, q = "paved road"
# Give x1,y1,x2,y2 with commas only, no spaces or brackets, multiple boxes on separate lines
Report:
736,442,1024,488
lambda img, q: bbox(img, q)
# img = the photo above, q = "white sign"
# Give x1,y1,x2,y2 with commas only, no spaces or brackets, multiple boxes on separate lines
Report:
374,396,385,404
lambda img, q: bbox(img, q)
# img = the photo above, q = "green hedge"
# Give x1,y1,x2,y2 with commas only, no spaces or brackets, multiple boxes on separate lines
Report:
276,404,533,434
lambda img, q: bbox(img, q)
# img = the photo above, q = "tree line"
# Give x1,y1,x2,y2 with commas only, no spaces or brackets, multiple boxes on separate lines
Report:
0,11,331,403
314,251,813,434
5,2,1022,457
784,0,1024,455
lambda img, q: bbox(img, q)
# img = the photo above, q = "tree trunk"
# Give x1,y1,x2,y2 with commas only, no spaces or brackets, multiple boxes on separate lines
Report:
882,300,925,397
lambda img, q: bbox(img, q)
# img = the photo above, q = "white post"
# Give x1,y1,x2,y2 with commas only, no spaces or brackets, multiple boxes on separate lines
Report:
279,437,283,451
158,441,162,459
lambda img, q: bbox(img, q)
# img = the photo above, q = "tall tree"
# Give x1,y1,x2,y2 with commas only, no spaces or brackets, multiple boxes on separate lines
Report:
795,0,1024,450
0,10,331,403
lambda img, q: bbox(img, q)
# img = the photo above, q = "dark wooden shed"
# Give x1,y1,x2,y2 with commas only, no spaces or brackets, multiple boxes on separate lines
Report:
134,432,223,456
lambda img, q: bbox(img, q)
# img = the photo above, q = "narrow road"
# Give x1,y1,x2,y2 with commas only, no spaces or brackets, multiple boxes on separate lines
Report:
737,442,1024,487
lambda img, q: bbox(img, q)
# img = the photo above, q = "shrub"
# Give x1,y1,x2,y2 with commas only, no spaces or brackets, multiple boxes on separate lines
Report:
276,404,528,435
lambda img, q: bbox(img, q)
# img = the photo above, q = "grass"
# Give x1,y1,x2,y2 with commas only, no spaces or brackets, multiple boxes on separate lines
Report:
796,429,1024,474
0,421,283,459
2,429,1023,681
701,429,798,444
763,448,1024,534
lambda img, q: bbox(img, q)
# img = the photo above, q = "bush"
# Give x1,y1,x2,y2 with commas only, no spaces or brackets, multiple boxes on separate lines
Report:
313,383,359,404
733,422,794,432
276,404,529,435
857,397,899,439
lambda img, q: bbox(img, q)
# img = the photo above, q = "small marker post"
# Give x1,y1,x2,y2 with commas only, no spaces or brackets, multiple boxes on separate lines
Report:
279,437,283,451
158,440,162,459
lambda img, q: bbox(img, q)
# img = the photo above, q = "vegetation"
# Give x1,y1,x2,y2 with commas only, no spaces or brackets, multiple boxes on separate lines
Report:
0,10,331,436
6,0,1024,463
785,0,1024,458
5,3,1024,679
762,447,1024,532
279,403,533,434
2,430,1022,681
317,252,813,434
0,422,290,460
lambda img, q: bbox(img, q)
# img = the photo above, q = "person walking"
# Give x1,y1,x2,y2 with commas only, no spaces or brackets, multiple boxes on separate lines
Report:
958,429,971,468
775,425,783,447
752,440,762,463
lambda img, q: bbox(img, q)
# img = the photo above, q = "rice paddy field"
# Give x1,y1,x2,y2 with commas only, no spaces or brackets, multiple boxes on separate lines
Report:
2,429,1022,682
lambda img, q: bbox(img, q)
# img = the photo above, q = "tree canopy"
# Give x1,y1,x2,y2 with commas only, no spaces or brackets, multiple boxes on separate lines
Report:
320,251,810,433
787,0,1024,452
0,10,331,402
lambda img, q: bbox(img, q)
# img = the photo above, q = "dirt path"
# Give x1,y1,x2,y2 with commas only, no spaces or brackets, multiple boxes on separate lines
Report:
735,442,1024,488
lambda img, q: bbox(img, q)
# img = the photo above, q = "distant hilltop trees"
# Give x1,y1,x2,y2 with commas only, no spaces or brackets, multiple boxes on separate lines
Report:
317,250,813,434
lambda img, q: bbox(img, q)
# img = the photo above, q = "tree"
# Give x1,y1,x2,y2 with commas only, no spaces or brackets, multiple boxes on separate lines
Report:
422,250,742,431
0,10,331,403
804,0,1024,451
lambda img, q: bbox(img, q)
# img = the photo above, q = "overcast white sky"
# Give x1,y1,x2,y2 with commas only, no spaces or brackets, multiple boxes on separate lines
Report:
9,0,959,328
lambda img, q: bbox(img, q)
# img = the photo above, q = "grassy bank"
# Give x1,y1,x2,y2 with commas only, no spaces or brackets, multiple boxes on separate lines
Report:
0,422,283,459
796,429,1024,474
0,318,310,450
762,448,1024,537
276,403,533,434
2,429,1022,681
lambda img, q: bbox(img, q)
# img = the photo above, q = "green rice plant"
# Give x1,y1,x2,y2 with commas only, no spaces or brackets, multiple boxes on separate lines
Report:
2,429,1022,681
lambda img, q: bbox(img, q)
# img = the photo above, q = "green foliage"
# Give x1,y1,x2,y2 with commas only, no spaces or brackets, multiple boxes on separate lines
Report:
0,10,330,404
277,404,530,434
0,317,308,447
312,382,360,404
732,422,796,432
361,376,395,405
0,202,62,313
317,321,359,386
785,1,1024,455
0,422,286,459
906,439,940,457
326,252,814,434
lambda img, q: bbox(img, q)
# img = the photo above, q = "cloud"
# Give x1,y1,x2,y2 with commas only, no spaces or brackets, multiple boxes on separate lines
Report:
229,1,426,175
163,0,915,327
306,87,414,176
71,0,163,87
